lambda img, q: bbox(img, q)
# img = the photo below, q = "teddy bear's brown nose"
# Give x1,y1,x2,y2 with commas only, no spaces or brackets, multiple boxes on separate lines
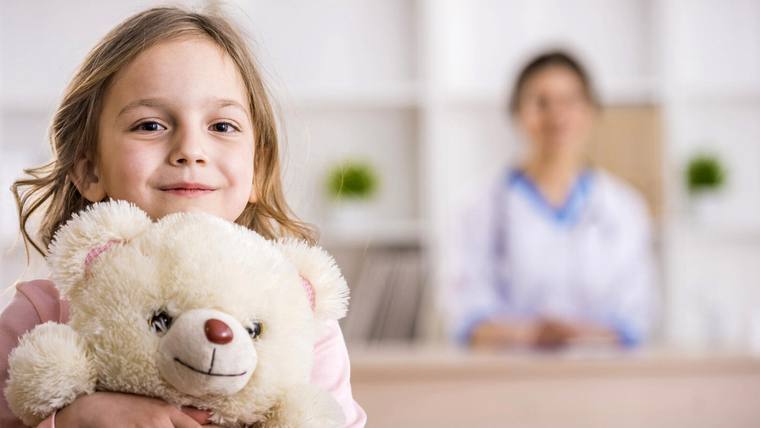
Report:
204,319,233,344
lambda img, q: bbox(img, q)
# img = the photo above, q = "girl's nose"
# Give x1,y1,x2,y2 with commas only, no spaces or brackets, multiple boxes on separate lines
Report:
204,318,234,344
169,130,209,166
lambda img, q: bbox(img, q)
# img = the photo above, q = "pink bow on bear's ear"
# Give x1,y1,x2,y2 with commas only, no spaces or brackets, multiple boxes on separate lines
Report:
300,275,316,312
276,238,349,322
84,239,123,276
47,200,152,298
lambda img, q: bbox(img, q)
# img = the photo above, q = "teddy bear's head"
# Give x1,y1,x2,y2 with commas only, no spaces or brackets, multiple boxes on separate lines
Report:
46,201,348,423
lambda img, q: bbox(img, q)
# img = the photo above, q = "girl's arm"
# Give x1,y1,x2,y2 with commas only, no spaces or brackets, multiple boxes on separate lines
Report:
310,320,367,428
0,280,58,428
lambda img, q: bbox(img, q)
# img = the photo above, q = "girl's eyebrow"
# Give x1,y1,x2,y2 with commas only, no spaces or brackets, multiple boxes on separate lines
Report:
116,98,248,118
212,98,249,116
116,98,169,119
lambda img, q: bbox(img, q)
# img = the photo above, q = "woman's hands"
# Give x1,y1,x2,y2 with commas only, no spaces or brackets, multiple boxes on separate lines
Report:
54,391,220,428
470,318,618,350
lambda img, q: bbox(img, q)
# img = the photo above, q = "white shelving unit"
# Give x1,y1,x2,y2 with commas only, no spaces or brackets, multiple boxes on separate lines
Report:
2,0,760,346
656,0,760,349
226,0,423,246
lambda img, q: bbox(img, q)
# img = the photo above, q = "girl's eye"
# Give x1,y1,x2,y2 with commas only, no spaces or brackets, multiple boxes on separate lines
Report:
150,310,173,335
210,122,239,133
245,321,263,339
134,121,166,132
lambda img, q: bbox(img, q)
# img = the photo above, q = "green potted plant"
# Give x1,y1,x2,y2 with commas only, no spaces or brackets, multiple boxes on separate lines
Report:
685,153,726,222
687,154,725,194
325,160,379,226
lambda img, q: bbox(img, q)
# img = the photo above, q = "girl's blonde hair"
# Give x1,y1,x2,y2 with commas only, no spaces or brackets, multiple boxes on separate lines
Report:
12,6,315,257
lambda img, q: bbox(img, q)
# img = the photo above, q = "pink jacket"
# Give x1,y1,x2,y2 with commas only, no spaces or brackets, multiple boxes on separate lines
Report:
0,280,367,428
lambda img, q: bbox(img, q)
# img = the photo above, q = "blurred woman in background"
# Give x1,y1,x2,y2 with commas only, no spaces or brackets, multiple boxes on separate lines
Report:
447,51,658,350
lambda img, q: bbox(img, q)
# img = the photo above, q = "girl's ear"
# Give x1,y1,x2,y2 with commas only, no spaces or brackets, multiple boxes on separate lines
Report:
47,200,152,297
71,157,107,202
276,239,349,321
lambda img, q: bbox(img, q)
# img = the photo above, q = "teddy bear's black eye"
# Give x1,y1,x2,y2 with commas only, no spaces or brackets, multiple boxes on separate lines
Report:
246,321,262,339
150,310,173,335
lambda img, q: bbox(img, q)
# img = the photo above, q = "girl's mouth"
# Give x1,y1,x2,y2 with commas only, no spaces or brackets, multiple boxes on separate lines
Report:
160,182,216,197
162,188,215,197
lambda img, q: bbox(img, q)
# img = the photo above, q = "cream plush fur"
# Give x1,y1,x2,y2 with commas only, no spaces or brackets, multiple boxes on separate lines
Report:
5,201,349,427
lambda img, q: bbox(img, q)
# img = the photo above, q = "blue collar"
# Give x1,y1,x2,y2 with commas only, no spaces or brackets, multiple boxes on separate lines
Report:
506,168,594,226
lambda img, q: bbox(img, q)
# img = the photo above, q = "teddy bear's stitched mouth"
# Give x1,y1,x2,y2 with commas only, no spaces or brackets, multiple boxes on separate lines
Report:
174,357,248,377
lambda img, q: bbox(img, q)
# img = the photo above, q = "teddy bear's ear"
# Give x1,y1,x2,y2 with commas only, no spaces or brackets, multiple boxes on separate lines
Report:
277,239,349,321
47,200,152,296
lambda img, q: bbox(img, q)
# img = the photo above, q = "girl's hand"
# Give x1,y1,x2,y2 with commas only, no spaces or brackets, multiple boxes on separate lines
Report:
55,391,212,428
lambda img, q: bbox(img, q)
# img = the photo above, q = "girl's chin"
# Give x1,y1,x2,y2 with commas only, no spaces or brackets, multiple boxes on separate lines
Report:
149,202,222,220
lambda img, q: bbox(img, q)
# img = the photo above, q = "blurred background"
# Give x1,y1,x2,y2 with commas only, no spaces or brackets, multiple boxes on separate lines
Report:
2,1,760,426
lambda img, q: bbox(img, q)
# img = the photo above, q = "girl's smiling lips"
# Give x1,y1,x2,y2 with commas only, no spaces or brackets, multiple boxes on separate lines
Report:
159,182,217,197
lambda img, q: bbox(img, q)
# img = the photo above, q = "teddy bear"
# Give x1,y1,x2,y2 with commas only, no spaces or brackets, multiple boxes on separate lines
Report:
5,200,349,427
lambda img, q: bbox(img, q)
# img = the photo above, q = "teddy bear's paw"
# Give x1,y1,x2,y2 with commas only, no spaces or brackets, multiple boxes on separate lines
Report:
263,384,345,428
5,322,96,426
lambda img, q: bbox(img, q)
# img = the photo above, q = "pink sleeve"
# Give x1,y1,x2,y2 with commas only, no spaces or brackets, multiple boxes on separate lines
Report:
310,320,367,427
37,414,54,428
0,280,61,428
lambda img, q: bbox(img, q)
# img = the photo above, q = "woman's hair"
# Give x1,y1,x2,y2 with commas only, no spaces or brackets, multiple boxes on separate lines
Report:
508,50,599,114
12,6,315,257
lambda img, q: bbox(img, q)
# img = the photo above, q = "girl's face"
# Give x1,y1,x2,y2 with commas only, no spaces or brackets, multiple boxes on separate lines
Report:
515,66,595,165
86,36,255,221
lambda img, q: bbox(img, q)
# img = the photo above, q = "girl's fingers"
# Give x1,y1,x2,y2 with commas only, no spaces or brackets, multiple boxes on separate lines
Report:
181,406,211,424
169,408,204,428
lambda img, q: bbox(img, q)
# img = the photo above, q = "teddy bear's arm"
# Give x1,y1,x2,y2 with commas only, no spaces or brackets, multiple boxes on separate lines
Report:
5,322,96,427
260,383,345,428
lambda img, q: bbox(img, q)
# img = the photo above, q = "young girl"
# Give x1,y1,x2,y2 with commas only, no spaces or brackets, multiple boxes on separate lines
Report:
1,7,367,428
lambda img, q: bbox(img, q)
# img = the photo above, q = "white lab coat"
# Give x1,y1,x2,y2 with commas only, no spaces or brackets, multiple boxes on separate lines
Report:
445,167,658,346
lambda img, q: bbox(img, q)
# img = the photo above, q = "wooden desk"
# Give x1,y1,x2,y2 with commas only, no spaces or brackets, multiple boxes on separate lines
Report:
349,346,760,428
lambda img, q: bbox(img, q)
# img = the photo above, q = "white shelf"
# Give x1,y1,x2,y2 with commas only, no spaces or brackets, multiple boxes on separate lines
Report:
667,83,760,104
0,84,424,113
598,78,662,105
666,218,760,246
276,83,421,110
318,219,423,248
438,78,661,108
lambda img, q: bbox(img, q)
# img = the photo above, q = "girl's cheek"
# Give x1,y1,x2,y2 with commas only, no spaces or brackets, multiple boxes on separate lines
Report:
115,148,146,171
227,143,255,172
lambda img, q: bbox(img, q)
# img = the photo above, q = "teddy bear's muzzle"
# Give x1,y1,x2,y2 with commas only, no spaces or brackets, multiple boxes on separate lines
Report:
157,308,256,397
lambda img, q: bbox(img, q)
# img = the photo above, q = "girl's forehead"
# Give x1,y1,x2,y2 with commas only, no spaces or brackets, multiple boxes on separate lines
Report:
103,36,249,114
